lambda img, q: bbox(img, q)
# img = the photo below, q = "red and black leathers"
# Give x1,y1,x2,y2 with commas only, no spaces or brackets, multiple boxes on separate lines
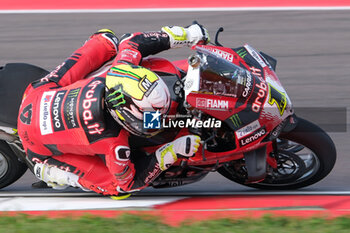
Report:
17,30,177,195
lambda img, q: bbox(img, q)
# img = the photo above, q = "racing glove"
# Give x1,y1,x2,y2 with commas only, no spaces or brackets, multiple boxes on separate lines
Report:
155,135,201,170
161,23,210,48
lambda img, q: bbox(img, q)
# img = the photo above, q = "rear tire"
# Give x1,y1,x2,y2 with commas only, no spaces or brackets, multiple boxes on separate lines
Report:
0,140,28,189
218,117,336,190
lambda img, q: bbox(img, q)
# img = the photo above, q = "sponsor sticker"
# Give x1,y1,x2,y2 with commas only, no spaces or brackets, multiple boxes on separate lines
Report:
242,72,253,98
39,91,56,135
250,66,263,78
51,90,66,132
196,98,207,108
229,114,242,128
236,48,248,58
245,45,267,68
235,120,261,139
239,127,266,147
64,88,80,129
203,47,234,62
79,78,105,143
252,81,268,113
195,98,229,111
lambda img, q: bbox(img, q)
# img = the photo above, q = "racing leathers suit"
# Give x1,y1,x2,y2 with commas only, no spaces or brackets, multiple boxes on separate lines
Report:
17,25,207,195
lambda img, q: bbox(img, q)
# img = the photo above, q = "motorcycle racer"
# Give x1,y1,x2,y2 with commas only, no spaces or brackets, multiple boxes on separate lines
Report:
17,23,209,196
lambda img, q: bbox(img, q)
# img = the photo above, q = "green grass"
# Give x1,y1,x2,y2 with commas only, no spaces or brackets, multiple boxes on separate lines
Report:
1,214,350,233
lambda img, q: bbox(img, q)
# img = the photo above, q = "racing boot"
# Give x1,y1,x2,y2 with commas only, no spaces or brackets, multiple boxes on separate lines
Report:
33,163,89,191
161,23,210,48
90,28,119,53
31,180,49,189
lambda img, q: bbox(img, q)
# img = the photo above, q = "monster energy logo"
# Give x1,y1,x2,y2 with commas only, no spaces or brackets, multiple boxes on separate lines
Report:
68,88,80,97
230,114,242,128
108,86,126,108
237,48,247,58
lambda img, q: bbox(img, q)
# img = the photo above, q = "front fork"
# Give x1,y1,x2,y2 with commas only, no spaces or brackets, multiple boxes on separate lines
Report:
244,114,298,183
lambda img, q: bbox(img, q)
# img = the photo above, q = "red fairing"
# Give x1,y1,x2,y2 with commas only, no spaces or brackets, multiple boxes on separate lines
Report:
187,93,240,121
141,57,181,77
172,59,188,72
195,45,248,68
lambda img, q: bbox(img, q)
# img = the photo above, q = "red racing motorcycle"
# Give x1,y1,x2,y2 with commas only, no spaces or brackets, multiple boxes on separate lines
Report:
138,30,336,190
0,29,336,191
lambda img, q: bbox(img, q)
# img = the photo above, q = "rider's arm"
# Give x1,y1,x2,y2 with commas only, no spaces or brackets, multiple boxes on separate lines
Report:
43,29,119,87
113,23,210,66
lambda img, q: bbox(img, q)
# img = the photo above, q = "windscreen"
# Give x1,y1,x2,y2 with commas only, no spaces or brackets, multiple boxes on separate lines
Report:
196,47,247,98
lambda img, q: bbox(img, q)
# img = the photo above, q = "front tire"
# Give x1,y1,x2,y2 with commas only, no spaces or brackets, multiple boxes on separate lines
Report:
0,140,28,189
218,117,336,190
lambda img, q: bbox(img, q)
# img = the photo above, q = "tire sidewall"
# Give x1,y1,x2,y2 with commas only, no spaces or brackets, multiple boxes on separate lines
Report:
218,117,337,190
0,141,27,189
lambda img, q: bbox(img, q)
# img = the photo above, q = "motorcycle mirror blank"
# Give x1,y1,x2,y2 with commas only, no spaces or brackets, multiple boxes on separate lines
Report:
214,27,224,47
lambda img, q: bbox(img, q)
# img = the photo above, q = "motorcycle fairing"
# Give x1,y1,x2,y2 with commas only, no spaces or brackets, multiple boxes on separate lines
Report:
187,46,292,145
244,145,267,182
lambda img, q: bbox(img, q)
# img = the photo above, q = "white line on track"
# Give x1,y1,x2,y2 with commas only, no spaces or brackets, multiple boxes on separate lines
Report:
1,191,350,211
0,7,350,14
1,190,350,197
0,196,186,211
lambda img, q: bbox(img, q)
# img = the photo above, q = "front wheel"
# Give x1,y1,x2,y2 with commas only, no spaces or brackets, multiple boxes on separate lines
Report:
0,140,28,189
218,117,337,190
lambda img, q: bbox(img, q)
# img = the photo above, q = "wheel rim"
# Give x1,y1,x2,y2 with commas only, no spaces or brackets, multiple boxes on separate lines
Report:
0,152,9,179
220,139,321,188
258,139,321,187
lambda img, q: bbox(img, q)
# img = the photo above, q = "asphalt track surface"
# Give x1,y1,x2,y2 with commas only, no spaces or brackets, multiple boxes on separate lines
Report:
0,10,349,196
